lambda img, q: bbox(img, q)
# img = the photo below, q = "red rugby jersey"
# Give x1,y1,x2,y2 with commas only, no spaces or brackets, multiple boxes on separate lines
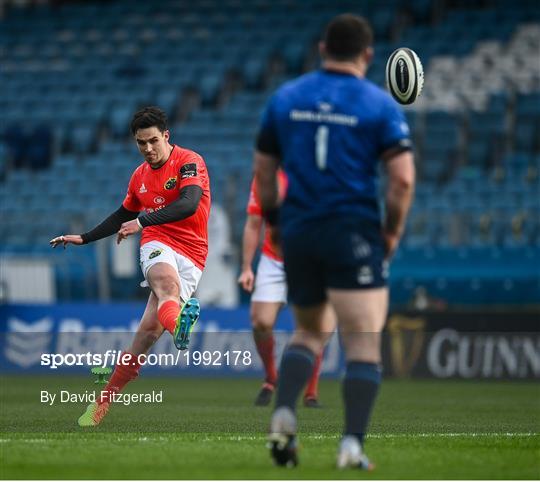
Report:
123,145,211,269
246,169,287,262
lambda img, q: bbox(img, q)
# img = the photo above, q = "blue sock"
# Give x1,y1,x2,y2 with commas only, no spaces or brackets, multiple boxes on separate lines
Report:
275,344,315,411
342,361,382,445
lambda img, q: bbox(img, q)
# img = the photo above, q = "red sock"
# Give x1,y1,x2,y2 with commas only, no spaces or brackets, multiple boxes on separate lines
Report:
304,352,323,400
254,332,277,386
158,300,180,334
98,352,141,404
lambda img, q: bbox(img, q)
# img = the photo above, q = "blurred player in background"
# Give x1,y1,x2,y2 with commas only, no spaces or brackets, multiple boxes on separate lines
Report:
50,106,211,426
238,170,335,407
254,14,415,469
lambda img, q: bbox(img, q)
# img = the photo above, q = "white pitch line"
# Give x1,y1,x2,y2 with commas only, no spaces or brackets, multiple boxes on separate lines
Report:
0,438,48,443
367,432,538,439
302,433,539,440
0,432,537,444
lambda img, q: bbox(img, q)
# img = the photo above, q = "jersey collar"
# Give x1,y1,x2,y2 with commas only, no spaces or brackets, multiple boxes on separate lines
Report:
149,144,176,171
321,68,363,79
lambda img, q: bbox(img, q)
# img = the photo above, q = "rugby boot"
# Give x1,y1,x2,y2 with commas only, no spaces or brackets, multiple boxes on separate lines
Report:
336,435,374,470
173,298,200,350
255,383,275,406
78,401,110,427
268,407,298,467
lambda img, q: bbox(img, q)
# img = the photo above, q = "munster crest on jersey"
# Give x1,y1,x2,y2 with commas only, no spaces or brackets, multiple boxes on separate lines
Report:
164,177,177,190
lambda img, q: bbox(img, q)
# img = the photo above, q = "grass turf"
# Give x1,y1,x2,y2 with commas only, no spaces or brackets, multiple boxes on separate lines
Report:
0,375,539,479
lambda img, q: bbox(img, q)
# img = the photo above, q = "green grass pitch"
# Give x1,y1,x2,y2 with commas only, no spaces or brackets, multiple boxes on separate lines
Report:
0,375,539,479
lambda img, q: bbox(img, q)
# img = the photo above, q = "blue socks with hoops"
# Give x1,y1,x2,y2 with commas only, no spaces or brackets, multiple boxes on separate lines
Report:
343,361,382,445
275,344,315,411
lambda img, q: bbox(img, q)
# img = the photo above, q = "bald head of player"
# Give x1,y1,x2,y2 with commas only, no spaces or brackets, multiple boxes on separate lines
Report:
319,14,374,78
131,106,174,169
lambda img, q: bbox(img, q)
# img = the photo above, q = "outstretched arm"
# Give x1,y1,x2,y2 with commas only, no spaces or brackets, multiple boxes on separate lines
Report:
50,205,139,248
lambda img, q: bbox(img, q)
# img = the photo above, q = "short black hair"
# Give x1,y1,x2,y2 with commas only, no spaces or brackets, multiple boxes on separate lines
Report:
130,106,168,135
324,14,373,61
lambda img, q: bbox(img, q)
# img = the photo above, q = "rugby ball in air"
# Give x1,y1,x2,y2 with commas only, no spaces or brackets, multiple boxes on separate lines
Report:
385,48,424,105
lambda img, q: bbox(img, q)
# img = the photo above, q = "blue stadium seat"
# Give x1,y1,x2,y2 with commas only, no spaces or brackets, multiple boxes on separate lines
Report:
513,123,538,153
70,123,97,155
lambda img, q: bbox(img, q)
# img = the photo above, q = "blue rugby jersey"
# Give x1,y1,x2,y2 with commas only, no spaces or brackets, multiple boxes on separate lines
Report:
257,69,411,235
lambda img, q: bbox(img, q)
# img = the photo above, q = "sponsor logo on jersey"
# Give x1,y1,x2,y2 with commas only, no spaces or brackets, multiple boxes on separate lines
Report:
289,109,358,126
164,177,177,190
318,102,332,112
180,163,197,179
154,196,165,204
149,249,162,260
139,183,147,193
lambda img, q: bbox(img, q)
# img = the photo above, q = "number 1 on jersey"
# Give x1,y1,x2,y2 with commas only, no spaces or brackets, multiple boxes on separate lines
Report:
315,125,329,170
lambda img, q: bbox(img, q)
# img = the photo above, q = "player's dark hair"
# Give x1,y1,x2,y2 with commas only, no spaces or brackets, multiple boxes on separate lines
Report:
130,106,168,135
324,14,373,61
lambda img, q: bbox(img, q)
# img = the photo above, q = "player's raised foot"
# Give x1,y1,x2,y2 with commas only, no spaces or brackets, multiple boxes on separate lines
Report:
255,383,275,406
268,407,298,467
173,298,200,350
336,435,375,470
77,402,110,427
303,397,322,409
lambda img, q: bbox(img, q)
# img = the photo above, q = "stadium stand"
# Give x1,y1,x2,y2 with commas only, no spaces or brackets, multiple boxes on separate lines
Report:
1,0,539,304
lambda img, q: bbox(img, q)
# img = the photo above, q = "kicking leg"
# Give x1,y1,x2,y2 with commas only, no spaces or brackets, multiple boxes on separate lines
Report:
79,292,161,427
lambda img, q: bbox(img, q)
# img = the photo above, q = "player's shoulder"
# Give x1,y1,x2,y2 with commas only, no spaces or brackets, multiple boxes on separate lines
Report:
131,161,147,179
364,78,398,105
273,71,396,105
362,78,404,115
173,145,206,165
349,77,404,123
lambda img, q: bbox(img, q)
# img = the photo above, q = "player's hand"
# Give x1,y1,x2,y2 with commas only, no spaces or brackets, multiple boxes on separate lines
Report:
238,268,255,293
383,231,400,260
49,234,83,249
117,219,142,244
